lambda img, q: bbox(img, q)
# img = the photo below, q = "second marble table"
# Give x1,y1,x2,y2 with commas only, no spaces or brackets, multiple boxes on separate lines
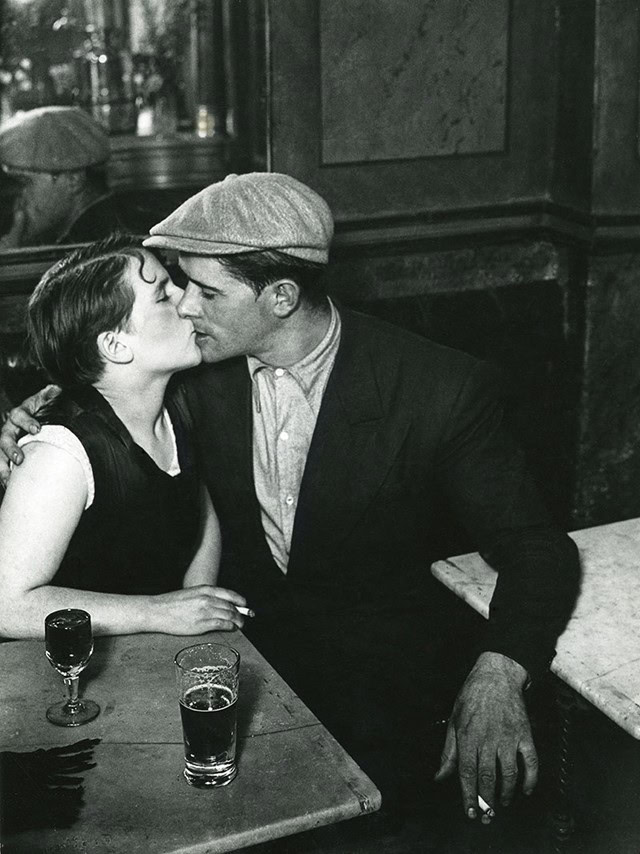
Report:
431,517,640,739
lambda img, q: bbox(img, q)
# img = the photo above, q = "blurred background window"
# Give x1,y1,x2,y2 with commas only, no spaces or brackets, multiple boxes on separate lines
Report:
0,0,231,138
0,0,267,247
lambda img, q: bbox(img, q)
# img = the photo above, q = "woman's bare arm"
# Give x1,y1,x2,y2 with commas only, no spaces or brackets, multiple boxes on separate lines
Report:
182,484,222,588
0,443,245,639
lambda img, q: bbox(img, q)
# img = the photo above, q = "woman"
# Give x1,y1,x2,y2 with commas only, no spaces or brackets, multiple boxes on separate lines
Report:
0,234,246,638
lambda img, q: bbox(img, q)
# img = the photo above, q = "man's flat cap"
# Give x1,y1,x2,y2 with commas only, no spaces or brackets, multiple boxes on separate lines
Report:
144,172,334,263
0,106,109,173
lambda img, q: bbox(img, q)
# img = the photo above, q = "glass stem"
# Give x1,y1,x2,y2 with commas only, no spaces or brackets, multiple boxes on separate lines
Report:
64,675,81,713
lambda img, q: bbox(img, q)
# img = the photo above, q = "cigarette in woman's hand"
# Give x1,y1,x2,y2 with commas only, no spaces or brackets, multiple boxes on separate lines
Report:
236,606,255,617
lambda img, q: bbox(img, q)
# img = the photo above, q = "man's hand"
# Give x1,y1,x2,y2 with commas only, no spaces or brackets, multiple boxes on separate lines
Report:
435,651,537,823
0,385,60,485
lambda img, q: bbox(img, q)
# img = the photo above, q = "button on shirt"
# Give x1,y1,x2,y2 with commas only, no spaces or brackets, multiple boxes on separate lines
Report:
247,300,341,573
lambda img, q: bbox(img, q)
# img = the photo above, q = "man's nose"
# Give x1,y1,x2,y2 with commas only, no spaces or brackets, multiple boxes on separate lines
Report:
177,284,199,318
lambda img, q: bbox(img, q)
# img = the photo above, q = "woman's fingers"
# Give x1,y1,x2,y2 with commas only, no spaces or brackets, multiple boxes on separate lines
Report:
213,587,248,607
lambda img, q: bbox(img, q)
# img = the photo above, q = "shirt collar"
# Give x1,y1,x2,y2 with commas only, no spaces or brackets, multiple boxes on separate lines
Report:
246,298,341,397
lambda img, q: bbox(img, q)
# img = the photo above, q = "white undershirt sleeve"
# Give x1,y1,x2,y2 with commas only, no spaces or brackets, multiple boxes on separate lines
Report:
16,409,180,511
19,426,95,509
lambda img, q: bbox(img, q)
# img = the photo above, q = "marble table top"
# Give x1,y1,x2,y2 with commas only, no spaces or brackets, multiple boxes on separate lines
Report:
0,631,380,854
431,518,640,740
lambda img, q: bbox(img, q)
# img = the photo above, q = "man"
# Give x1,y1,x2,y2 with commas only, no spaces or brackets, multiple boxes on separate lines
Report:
0,173,579,836
0,106,123,248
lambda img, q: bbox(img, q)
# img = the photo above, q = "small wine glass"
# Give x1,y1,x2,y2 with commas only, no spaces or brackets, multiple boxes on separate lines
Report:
44,609,100,726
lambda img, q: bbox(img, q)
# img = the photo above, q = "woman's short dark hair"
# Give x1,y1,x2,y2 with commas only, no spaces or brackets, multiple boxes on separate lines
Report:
216,249,327,308
28,233,147,387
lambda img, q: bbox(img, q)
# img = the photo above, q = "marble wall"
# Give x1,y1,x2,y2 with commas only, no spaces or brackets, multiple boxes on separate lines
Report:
319,0,508,163
268,0,557,221
574,252,640,526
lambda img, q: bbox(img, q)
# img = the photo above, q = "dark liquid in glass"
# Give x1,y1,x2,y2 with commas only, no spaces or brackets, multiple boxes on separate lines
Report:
180,685,237,763
45,610,93,675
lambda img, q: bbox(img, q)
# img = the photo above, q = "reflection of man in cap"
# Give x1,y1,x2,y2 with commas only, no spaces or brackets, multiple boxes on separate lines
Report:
0,106,121,248
2,172,580,843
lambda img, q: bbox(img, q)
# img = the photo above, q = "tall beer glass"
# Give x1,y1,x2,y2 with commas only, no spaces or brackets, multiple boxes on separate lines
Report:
175,643,240,787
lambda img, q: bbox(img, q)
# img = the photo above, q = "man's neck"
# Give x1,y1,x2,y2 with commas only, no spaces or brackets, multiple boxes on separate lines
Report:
252,301,333,367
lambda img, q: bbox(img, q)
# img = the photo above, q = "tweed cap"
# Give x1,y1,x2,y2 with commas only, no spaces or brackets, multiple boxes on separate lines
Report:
143,172,334,263
0,106,109,173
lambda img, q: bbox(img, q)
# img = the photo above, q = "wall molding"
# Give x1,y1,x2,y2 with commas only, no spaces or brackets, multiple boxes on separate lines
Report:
332,200,593,256
3,199,640,296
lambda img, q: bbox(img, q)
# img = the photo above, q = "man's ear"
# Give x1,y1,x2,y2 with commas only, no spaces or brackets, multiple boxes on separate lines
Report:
96,331,132,365
271,279,301,318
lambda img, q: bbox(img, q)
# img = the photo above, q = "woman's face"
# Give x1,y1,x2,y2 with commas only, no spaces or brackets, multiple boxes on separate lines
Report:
119,251,201,374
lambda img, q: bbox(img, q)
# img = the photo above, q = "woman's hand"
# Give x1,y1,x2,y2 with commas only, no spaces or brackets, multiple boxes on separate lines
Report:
149,585,248,635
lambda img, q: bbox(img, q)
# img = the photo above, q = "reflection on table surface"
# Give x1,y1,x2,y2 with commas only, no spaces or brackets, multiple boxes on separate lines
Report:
0,631,381,854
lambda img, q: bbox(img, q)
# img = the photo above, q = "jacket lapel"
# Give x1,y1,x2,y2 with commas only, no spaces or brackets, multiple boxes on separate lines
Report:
288,309,409,571
197,360,258,507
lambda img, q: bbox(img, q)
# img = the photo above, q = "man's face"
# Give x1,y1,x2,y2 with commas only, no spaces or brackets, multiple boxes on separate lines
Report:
176,255,277,363
14,171,77,243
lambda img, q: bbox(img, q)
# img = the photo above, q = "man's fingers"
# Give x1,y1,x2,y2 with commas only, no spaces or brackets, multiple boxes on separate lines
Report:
0,415,25,467
7,406,40,435
519,740,539,796
41,384,61,404
434,722,457,781
2,413,23,439
0,460,11,487
477,747,497,811
497,754,519,807
458,757,480,819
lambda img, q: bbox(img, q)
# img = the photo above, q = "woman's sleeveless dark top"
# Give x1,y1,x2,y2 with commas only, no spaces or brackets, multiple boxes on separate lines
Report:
38,386,200,595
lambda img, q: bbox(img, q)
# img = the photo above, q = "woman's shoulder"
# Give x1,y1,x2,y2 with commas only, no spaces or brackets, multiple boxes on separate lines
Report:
18,425,95,509
37,387,130,457
10,438,88,499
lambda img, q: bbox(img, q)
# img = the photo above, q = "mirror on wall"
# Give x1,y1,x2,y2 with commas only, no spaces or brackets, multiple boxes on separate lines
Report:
0,0,267,251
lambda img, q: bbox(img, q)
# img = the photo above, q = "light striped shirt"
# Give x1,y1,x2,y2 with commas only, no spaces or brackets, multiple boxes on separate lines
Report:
247,300,341,572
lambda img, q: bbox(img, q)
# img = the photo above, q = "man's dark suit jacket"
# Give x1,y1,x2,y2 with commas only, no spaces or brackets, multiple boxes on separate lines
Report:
181,306,580,750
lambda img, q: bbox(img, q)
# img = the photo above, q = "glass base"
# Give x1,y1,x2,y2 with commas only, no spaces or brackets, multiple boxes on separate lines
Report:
183,761,237,788
46,699,100,727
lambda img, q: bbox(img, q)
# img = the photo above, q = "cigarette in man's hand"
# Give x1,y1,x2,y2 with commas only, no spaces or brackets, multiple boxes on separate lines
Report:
236,606,255,617
477,795,495,818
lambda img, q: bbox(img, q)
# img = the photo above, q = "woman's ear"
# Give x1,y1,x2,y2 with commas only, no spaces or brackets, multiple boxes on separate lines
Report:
96,331,133,365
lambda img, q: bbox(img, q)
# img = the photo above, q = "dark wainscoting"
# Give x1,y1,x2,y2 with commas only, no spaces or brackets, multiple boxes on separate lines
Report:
328,236,585,532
